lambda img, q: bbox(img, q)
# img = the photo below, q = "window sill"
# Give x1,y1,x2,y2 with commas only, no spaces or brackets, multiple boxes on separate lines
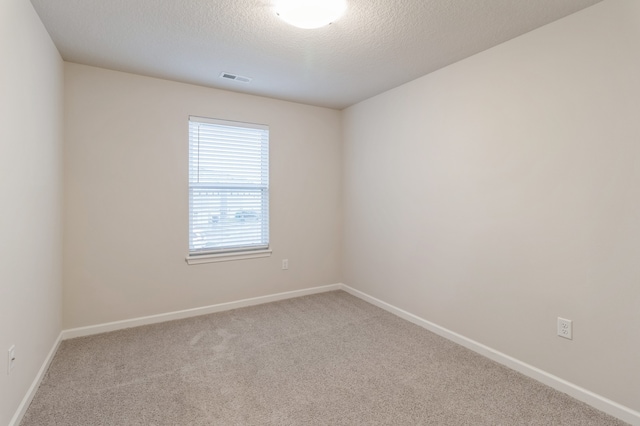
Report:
185,249,272,265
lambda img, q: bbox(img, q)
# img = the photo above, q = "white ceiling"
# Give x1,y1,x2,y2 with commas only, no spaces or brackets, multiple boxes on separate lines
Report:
30,0,603,110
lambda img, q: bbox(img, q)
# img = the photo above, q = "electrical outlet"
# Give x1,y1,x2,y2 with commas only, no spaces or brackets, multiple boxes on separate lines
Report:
282,259,288,270
557,317,572,340
7,345,15,375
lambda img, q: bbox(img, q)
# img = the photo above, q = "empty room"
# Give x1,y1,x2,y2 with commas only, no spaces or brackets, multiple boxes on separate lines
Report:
2,0,639,424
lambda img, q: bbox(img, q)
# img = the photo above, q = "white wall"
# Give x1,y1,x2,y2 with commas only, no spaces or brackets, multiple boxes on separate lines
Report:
0,0,64,424
63,63,342,329
343,0,640,413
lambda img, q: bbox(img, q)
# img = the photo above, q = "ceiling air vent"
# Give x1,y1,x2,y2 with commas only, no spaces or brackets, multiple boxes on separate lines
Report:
220,72,252,83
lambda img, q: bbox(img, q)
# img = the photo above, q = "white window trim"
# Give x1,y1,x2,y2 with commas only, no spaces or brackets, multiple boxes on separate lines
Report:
186,248,272,265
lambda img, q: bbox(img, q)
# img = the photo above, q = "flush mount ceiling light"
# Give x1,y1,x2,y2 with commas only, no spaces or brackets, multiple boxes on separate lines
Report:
274,0,347,29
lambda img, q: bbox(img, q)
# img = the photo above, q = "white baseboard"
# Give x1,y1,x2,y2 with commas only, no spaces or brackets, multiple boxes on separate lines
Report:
15,283,639,425
340,284,640,426
9,331,63,426
62,283,343,340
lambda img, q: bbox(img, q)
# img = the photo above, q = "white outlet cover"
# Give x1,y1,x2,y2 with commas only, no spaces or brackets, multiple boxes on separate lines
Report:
7,345,15,374
557,317,573,340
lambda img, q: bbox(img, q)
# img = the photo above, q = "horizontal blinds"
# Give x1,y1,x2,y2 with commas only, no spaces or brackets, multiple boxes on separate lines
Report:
189,117,269,254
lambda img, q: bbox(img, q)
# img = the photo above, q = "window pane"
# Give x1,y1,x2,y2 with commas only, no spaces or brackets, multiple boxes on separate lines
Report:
188,117,269,254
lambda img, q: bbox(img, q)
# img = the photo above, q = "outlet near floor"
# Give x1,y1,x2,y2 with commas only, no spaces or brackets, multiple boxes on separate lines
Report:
7,345,15,375
557,317,573,340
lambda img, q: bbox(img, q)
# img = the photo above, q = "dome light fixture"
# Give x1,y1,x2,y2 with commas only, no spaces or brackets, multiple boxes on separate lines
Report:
275,0,347,29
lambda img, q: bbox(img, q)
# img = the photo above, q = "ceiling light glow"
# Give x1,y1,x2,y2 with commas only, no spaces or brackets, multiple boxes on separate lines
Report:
275,0,347,29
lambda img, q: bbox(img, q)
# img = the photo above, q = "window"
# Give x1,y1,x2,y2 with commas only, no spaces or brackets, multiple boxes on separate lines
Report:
188,116,270,262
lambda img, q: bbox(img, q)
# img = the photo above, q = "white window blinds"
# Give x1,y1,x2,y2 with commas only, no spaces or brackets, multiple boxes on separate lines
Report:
188,116,269,255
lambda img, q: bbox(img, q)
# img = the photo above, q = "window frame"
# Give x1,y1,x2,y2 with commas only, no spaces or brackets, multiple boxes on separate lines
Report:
186,116,271,264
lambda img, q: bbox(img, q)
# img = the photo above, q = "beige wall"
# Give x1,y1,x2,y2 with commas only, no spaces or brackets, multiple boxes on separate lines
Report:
343,0,640,413
0,0,64,424
63,63,342,329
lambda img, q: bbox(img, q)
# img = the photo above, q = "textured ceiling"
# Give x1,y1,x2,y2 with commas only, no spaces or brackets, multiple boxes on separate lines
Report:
30,0,603,109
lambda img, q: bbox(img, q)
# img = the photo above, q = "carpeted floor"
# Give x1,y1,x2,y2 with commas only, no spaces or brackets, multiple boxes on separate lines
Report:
21,290,627,425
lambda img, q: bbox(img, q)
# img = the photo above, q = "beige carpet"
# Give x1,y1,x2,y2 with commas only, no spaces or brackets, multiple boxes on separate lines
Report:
21,291,626,425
